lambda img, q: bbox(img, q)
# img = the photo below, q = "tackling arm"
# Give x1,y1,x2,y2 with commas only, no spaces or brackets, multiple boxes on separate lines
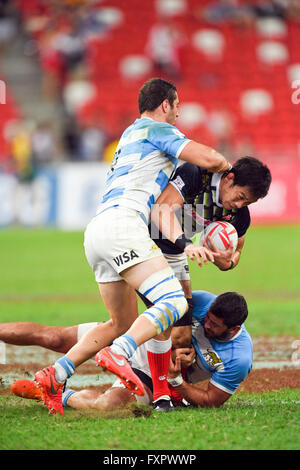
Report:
180,141,231,173
172,379,231,408
168,355,231,408
151,184,216,267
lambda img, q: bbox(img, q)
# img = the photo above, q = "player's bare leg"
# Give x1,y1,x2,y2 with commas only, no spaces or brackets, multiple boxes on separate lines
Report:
95,255,188,398
65,387,136,411
12,379,153,411
34,256,187,412
0,322,78,353
65,281,139,365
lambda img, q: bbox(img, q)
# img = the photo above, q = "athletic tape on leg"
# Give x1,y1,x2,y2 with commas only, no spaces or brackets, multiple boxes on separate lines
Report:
138,268,187,334
77,322,99,342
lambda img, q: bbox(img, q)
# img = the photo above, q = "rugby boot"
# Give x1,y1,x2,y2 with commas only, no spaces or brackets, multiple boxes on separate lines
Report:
11,379,42,401
34,366,64,415
95,346,145,396
153,396,176,412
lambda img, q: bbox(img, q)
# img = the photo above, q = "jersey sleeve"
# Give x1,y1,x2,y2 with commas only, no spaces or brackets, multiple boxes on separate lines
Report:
170,162,201,200
210,353,252,394
191,291,217,323
148,122,191,159
232,207,251,238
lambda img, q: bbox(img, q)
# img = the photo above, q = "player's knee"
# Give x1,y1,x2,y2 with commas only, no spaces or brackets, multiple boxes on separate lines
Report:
174,296,188,318
140,295,187,335
42,330,66,352
138,267,188,335
106,318,132,337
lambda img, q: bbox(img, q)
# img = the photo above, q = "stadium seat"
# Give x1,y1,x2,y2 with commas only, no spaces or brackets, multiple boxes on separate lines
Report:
192,28,225,61
255,17,287,39
240,89,274,117
176,102,207,129
256,41,289,65
119,55,152,80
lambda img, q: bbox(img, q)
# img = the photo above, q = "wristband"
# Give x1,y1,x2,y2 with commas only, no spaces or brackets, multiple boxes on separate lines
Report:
174,235,193,251
224,259,234,271
167,374,183,387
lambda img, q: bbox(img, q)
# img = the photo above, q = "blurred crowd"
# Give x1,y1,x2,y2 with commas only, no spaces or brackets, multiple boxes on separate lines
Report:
1,0,300,179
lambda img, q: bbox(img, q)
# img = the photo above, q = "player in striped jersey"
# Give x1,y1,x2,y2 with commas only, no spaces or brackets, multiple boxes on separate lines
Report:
33,77,232,414
137,156,270,408
149,157,271,340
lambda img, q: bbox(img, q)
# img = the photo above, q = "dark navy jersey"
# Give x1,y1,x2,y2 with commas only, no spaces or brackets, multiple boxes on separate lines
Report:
150,162,251,254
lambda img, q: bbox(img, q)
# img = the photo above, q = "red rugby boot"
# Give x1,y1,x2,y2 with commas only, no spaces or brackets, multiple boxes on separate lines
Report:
11,379,42,401
34,366,64,415
95,346,145,396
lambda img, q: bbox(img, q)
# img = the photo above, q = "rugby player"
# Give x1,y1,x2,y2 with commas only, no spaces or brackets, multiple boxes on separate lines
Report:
3,156,271,412
32,77,232,414
140,156,270,408
11,291,252,410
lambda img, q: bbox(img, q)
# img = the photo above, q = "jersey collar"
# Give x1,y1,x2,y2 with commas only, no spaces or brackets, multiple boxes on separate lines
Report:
211,172,224,208
215,326,243,343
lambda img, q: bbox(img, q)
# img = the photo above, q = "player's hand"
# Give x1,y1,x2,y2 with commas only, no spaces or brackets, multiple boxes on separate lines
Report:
204,236,234,270
168,354,182,378
184,243,217,267
174,347,195,368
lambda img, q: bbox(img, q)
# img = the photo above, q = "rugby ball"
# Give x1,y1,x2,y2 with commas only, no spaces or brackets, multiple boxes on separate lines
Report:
200,221,238,253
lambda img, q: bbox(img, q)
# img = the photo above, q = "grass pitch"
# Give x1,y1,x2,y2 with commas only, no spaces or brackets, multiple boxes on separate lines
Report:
0,225,300,452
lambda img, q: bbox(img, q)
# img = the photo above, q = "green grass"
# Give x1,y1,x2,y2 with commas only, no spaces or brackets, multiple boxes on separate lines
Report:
1,225,299,334
1,391,300,450
0,225,300,451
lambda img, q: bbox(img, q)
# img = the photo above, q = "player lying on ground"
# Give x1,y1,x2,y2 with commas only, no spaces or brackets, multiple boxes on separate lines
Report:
31,77,232,415
9,291,252,409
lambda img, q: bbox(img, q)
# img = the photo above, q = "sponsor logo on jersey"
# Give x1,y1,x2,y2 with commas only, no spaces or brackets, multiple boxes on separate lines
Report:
113,250,139,266
202,349,223,369
151,243,160,251
173,175,185,190
222,214,233,222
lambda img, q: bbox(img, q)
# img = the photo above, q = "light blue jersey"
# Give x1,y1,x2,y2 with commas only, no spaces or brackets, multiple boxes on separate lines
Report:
188,291,253,395
99,117,190,222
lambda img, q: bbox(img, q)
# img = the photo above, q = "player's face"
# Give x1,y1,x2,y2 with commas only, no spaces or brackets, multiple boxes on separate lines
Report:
204,311,231,340
166,93,180,125
219,175,258,210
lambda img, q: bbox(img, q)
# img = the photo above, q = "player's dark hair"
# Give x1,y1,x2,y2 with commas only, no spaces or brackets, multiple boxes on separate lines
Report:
231,156,271,199
138,78,177,114
209,292,248,328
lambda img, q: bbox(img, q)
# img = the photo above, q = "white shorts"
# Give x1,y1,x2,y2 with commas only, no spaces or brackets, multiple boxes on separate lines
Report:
163,252,190,281
84,207,163,283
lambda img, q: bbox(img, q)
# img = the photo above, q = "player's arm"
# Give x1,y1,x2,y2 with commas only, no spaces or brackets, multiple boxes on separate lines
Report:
179,141,231,173
151,183,185,242
205,235,246,271
151,184,217,267
168,355,231,407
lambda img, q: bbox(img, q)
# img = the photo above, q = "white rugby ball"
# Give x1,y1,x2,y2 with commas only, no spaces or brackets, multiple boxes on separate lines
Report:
200,221,238,253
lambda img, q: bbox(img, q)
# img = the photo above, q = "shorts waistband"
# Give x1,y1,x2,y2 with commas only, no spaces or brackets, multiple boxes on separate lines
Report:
132,368,153,393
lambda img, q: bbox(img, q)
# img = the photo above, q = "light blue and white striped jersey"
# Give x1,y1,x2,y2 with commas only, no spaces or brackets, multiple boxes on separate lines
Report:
98,117,190,222
188,291,253,395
